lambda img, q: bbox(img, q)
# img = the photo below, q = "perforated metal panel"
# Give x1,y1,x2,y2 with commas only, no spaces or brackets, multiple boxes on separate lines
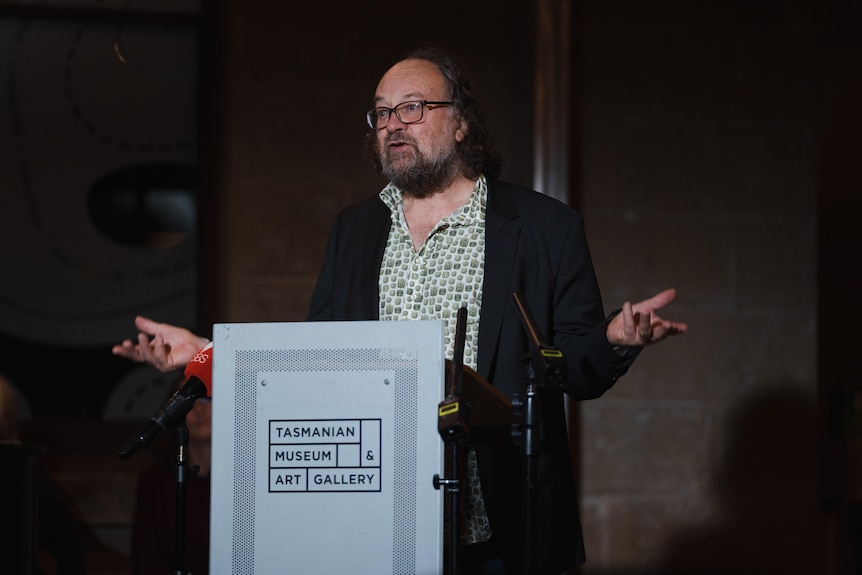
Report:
211,321,444,575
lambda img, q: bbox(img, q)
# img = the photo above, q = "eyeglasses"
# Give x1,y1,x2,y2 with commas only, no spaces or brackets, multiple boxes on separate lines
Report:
366,100,453,130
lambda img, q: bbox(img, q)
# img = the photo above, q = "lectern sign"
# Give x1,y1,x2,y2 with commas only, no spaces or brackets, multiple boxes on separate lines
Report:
269,418,381,492
210,321,444,575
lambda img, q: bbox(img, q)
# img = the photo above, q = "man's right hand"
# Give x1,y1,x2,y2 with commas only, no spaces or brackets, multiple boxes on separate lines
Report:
112,315,209,373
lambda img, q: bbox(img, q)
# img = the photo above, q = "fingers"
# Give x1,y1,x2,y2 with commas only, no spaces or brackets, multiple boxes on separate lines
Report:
644,316,688,343
136,332,174,372
151,333,171,371
637,310,653,340
111,339,141,361
634,288,677,314
134,315,161,337
113,316,179,372
113,331,165,371
621,301,635,336
133,332,153,365
609,288,685,347
632,289,680,341
658,319,688,337
613,301,651,344
622,298,655,342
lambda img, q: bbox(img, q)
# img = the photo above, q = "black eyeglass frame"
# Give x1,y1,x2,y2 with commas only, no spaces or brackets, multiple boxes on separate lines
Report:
365,100,453,130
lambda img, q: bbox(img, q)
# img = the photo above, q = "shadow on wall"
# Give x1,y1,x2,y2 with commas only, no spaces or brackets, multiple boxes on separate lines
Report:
658,386,820,575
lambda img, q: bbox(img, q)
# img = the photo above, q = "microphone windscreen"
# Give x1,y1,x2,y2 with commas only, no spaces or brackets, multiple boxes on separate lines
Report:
184,341,213,396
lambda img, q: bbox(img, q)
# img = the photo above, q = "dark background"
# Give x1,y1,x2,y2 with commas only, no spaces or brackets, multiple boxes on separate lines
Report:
1,0,860,573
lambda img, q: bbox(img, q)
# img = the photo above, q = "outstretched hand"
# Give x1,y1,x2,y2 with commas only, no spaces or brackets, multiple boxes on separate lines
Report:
112,316,210,373
606,288,687,348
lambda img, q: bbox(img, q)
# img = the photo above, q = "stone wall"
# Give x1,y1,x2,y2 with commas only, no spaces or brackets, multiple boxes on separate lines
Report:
211,1,860,573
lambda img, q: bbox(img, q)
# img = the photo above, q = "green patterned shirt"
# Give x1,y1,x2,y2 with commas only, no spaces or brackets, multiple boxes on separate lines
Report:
378,177,487,370
378,176,492,544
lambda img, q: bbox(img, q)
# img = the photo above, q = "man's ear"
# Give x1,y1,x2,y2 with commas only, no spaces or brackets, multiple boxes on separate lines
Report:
455,117,468,142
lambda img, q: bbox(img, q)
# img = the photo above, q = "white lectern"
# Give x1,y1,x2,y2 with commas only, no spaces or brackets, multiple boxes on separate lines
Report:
210,320,445,575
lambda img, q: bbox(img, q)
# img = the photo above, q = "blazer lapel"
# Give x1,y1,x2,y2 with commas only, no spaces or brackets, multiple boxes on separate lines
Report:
477,181,519,380
359,200,391,320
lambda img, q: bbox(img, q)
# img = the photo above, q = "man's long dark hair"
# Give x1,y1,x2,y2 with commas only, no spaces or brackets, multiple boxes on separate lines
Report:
366,46,504,180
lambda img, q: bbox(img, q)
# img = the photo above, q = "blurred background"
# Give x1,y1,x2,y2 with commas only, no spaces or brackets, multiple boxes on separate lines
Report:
0,0,858,573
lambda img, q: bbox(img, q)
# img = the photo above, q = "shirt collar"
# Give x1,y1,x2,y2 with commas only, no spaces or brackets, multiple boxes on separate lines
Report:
379,175,488,225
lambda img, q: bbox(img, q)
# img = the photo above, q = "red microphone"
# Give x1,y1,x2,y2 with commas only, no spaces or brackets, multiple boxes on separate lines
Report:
184,341,213,397
118,342,214,459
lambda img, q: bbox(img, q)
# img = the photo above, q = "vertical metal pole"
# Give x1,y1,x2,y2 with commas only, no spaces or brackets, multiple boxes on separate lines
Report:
174,422,190,575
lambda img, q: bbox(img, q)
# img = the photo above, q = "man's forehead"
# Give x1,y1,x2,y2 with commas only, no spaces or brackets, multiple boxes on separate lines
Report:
374,59,445,104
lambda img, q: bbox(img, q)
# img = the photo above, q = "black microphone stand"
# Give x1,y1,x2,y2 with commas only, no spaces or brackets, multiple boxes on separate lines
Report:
172,419,199,575
433,307,470,575
117,383,202,575
511,293,566,575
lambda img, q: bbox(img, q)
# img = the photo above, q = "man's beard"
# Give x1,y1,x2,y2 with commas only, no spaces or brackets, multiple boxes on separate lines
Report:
379,137,460,199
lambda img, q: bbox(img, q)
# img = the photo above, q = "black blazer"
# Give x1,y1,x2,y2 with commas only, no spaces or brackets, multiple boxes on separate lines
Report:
308,178,637,572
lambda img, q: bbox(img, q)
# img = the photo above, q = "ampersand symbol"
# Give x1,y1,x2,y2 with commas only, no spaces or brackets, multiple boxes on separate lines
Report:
366,450,374,461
